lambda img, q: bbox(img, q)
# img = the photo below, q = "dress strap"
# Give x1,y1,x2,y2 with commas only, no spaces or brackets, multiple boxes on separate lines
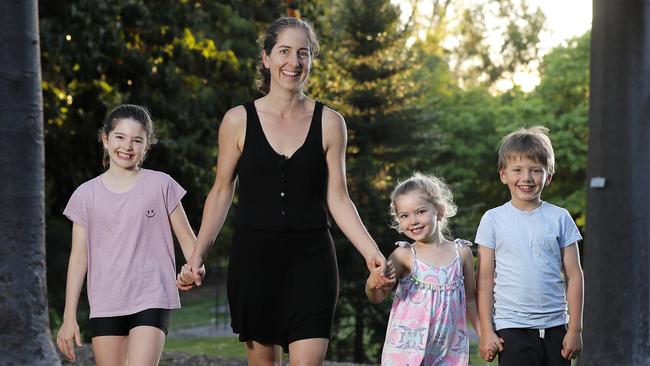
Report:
395,241,417,267
453,238,472,257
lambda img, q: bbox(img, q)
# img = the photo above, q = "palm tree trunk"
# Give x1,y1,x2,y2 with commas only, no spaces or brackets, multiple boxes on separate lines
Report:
0,0,61,364
582,0,650,364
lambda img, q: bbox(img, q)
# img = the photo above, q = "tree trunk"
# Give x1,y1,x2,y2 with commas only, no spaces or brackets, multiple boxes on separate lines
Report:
0,1,61,364
582,0,650,364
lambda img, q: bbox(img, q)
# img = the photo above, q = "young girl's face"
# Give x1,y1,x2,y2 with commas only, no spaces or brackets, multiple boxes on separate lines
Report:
101,118,148,171
394,191,442,243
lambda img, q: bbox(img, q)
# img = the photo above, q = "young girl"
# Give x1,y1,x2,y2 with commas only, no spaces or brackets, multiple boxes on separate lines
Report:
56,104,199,365
366,173,493,365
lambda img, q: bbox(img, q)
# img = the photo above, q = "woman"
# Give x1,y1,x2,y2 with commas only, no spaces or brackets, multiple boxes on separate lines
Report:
182,17,387,365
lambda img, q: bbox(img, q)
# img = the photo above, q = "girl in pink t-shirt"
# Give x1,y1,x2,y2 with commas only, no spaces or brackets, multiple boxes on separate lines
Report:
366,173,496,365
56,104,201,365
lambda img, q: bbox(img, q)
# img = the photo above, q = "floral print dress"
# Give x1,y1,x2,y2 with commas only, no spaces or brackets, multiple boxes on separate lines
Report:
381,239,470,366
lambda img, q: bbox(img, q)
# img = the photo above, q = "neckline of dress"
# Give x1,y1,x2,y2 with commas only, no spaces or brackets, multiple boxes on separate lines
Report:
252,100,318,160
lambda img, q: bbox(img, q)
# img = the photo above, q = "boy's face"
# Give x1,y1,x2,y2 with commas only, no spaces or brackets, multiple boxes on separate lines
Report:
499,155,552,211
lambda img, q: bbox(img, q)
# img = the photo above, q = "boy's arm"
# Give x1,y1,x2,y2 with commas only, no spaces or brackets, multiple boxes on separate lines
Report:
561,243,584,360
476,245,503,361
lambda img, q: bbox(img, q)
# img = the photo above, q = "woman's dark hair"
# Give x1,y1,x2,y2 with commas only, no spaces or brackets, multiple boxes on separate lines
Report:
98,104,158,169
256,17,320,95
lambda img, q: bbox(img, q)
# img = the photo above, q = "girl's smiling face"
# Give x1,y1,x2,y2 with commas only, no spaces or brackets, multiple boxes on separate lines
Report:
101,118,148,171
394,191,442,243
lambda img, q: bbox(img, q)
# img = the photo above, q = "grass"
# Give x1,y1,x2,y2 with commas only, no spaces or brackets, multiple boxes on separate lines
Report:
169,296,224,331
164,335,495,364
469,342,498,365
164,336,246,358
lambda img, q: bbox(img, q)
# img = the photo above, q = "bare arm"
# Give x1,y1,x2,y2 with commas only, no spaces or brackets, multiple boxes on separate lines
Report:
476,244,503,360
322,107,385,272
169,203,197,262
561,243,584,359
366,248,409,303
56,223,87,361
461,245,480,336
187,107,244,284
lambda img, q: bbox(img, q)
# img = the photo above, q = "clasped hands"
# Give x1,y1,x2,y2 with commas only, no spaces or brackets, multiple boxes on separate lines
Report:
368,258,397,291
176,263,206,291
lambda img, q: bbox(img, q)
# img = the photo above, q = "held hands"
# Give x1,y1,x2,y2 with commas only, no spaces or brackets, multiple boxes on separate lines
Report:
56,319,82,361
561,329,582,360
176,261,206,291
365,251,387,274
368,260,396,291
365,251,395,289
479,331,504,362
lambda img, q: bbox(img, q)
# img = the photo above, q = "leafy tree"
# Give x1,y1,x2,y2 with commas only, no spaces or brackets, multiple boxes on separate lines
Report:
529,32,589,225
449,0,545,89
432,32,590,240
40,0,283,334
309,0,436,362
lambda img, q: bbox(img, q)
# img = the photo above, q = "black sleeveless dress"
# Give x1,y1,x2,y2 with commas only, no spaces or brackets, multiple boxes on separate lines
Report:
227,101,339,351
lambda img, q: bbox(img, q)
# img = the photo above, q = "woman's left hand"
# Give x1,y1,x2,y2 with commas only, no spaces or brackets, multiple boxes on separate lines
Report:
365,250,387,274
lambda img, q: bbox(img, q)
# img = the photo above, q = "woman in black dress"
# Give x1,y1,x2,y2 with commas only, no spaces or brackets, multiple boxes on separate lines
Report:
182,17,387,365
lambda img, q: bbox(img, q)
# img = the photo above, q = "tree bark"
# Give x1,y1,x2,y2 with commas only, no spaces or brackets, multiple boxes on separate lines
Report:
0,0,61,364
582,0,650,364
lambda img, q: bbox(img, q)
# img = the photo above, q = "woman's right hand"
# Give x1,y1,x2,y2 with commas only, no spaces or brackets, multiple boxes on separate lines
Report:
56,319,82,361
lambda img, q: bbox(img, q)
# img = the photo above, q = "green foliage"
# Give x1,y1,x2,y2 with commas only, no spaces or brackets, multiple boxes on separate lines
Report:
427,32,590,240
451,0,546,88
309,0,439,362
41,0,284,317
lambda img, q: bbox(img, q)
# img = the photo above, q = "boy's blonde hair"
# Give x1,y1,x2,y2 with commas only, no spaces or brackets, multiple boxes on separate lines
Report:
389,173,457,238
498,126,555,175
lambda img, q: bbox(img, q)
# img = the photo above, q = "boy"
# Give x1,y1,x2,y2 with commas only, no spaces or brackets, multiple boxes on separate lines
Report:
475,126,584,365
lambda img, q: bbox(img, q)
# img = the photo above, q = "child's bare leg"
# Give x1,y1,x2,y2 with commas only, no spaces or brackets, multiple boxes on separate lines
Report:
126,326,166,366
92,335,127,366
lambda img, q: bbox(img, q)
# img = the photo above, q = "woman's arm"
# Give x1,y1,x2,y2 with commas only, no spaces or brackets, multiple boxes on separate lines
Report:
322,107,385,272
186,106,245,285
56,223,88,361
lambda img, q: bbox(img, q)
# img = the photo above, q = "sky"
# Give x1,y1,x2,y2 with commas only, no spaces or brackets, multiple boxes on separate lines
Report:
394,0,593,91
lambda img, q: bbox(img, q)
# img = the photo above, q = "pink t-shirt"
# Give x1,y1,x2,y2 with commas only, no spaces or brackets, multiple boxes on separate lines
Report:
63,169,186,318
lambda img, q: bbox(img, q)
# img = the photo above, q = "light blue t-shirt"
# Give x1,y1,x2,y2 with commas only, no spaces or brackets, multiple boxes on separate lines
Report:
475,201,582,330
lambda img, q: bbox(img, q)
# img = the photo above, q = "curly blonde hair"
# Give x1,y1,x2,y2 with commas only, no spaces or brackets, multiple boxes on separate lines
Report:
389,173,457,238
